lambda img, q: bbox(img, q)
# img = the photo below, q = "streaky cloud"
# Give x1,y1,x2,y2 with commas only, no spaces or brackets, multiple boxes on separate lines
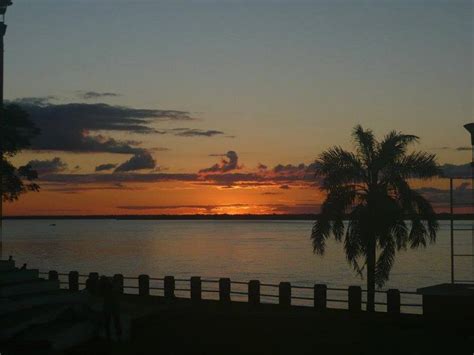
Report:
95,163,118,172
156,128,227,137
78,91,121,100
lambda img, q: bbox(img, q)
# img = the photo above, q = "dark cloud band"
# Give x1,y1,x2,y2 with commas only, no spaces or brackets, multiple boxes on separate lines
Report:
11,99,194,154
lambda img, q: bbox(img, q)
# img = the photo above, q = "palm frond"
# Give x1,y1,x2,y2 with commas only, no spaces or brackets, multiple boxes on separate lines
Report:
344,205,368,277
317,147,365,189
321,186,358,216
391,219,409,250
387,178,438,245
376,131,419,170
311,187,357,253
352,125,375,164
375,240,395,287
311,216,331,255
409,191,438,243
332,219,345,242
409,219,428,248
396,151,441,179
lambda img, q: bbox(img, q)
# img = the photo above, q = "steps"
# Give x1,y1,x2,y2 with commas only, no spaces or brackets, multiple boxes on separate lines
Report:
0,269,40,285
0,258,133,350
0,289,89,317
0,258,98,348
0,260,15,271
0,278,60,297
16,319,99,351
0,304,71,341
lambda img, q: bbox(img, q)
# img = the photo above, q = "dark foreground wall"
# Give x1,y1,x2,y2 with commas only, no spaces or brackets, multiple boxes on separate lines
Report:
66,295,474,355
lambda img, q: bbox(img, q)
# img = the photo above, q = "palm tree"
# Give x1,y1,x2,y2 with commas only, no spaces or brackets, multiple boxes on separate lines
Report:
311,125,440,312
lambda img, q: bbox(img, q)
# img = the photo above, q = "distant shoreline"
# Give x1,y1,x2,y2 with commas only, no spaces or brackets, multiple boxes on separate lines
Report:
2,213,472,221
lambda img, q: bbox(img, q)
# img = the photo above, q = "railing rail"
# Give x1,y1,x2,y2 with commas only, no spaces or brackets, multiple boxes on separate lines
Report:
39,270,423,314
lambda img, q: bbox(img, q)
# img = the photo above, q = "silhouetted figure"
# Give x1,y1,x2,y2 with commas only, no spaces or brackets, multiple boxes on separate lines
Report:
99,276,122,341
8,255,12,261
84,274,100,295
20,263,26,270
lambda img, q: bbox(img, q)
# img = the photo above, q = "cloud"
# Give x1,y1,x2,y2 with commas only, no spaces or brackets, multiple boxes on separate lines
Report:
11,100,194,154
273,163,318,175
456,182,470,191
267,203,321,214
115,151,157,172
117,204,226,212
456,147,473,151
150,147,170,152
416,184,472,207
199,151,241,173
95,163,118,172
27,157,68,175
430,147,450,150
12,96,57,106
40,173,199,185
164,128,225,137
36,155,322,191
38,169,315,188
78,91,121,100
116,203,321,214
440,163,472,178
48,183,145,194
430,146,473,152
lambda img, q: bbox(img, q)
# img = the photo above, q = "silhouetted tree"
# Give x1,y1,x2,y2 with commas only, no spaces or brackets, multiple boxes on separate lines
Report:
311,125,440,311
1,104,40,201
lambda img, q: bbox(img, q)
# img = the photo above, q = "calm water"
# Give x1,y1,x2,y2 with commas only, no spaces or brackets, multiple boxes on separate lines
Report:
4,219,473,292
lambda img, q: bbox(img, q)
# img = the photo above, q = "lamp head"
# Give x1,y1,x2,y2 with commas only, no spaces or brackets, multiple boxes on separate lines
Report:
0,0,12,16
464,123,474,146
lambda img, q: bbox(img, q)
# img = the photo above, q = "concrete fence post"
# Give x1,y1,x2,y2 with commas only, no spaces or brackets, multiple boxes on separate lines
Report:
68,271,79,291
248,280,260,306
219,278,231,303
279,282,291,307
48,270,58,281
348,286,362,312
191,276,202,302
164,276,175,299
138,274,150,296
113,274,124,294
314,284,327,310
387,289,401,314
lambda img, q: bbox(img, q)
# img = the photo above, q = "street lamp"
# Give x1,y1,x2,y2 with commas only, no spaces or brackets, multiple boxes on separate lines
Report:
464,123,474,146
0,0,12,35
0,0,12,260
0,0,12,15
0,0,12,100
463,123,474,194
464,123,474,276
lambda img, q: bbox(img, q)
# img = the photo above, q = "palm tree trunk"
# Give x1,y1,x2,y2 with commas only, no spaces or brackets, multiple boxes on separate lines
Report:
366,237,376,312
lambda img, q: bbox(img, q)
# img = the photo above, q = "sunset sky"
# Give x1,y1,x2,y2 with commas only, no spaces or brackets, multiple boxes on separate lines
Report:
4,0,473,216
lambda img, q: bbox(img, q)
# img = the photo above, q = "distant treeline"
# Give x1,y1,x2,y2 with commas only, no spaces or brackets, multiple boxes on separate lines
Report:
2,213,473,220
